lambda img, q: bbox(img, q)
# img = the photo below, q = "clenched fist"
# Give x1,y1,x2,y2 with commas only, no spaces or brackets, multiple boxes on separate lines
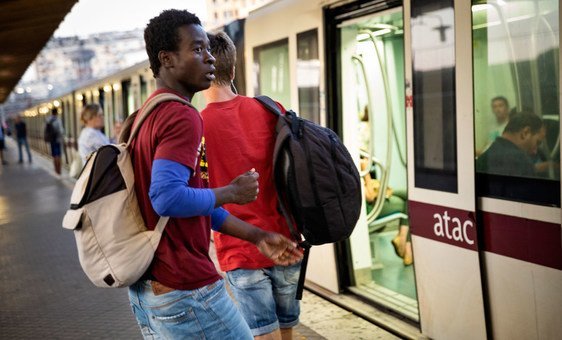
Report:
228,169,259,205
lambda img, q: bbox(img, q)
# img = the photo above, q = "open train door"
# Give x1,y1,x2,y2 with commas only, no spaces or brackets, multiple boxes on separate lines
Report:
404,0,487,338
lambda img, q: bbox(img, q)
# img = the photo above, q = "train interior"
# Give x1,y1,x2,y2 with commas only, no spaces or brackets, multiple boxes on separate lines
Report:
338,9,418,320
472,0,560,181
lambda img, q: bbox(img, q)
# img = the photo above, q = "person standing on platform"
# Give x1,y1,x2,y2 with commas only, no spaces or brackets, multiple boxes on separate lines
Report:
0,122,6,165
46,108,64,175
202,31,302,340
14,115,32,163
124,10,302,340
77,104,109,164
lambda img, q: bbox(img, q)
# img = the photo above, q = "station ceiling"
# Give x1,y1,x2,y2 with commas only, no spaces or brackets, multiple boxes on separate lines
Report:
0,0,78,104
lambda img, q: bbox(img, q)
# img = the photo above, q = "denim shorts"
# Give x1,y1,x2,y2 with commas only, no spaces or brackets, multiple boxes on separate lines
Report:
226,262,301,336
128,279,252,340
50,141,61,157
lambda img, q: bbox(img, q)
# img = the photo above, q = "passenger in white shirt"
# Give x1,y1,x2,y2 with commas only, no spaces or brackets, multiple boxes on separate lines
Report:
78,104,110,164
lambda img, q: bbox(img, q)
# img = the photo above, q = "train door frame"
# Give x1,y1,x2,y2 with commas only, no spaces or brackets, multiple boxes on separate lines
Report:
404,0,488,338
324,0,417,310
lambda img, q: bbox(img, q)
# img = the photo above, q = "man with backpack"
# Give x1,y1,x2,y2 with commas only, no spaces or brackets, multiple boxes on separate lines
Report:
202,31,302,340
126,10,302,339
45,108,64,175
15,115,32,163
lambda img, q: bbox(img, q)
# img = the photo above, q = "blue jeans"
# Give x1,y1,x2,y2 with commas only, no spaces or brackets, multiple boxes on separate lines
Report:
17,137,32,162
226,262,301,336
128,279,252,340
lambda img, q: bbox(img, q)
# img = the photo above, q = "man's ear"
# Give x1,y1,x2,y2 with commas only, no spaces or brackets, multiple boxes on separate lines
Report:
520,126,531,139
159,51,174,69
230,65,236,81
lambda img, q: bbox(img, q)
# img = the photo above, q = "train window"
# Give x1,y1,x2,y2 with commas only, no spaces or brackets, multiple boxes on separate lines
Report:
253,38,291,108
472,0,560,206
140,76,148,104
98,87,105,109
411,0,458,192
297,29,320,124
121,80,133,118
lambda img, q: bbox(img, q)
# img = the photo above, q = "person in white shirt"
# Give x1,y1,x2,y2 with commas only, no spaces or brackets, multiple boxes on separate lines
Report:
78,104,110,164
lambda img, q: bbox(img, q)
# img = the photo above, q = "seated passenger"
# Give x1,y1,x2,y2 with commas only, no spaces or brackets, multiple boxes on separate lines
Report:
476,111,545,177
360,158,412,266
476,96,511,156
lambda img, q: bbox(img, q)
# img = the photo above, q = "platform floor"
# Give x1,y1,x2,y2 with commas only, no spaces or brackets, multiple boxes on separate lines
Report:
0,139,399,339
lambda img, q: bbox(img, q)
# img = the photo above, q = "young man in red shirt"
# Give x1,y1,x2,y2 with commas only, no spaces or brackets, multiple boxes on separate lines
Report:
127,10,302,339
202,32,302,340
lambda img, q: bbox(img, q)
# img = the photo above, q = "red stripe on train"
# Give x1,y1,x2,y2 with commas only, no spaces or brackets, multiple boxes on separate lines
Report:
482,212,562,270
408,200,562,270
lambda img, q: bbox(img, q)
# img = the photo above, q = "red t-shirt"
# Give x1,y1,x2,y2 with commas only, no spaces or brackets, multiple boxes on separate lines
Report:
201,95,294,272
132,88,221,290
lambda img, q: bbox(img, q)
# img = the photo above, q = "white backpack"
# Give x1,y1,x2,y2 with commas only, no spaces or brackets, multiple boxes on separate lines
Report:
62,93,191,288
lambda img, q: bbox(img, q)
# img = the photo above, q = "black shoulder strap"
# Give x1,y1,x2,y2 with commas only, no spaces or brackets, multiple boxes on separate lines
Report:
255,95,282,116
256,94,312,300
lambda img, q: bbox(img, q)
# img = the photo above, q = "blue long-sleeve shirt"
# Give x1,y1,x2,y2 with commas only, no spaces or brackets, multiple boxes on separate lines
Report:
149,159,229,230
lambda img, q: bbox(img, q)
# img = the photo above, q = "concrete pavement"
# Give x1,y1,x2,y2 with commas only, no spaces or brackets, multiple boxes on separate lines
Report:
0,139,398,339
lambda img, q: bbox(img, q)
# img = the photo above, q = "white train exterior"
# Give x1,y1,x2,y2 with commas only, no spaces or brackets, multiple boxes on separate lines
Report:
18,1,561,339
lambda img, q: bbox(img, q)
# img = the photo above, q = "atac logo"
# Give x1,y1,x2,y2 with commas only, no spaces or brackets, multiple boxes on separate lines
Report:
432,211,475,246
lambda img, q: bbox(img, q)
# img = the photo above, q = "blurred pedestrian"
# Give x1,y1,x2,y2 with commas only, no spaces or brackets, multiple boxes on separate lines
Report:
110,120,123,144
78,104,109,164
0,123,6,165
14,115,32,163
45,108,64,175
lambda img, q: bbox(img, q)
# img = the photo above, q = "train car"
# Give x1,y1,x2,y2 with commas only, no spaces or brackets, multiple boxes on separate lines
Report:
18,17,247,169
20,60,155,167
243,0,560,339
18,0,560,338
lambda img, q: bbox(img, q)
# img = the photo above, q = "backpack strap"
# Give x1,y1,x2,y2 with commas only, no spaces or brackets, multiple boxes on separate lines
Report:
255,95,282,116
255,95,311,300
255,96,301,242
126,93,193,147
126,93,193,236
153,215,169,237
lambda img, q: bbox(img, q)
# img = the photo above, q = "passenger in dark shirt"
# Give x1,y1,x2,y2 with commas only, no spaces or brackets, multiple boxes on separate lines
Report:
14,115,32,163
476,111,544,177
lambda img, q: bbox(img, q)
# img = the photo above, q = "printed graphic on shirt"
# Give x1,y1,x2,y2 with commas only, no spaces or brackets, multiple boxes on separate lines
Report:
199,136,209,181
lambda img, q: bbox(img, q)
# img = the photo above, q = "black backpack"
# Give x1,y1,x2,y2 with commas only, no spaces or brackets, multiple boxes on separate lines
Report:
44,119,57,143
256,96,362,299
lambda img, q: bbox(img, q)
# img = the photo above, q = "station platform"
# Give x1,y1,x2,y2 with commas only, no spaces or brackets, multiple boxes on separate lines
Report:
0,138,399,339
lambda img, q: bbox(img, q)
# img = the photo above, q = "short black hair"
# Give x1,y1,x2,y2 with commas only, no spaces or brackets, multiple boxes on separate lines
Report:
144,9,201,77
491,96,508,107
504,111,543,134
207,31,236,86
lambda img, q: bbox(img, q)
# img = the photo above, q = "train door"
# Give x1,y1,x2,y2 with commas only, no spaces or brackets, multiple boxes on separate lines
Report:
335,5,418,320
405,0,487,338
472,0,561,338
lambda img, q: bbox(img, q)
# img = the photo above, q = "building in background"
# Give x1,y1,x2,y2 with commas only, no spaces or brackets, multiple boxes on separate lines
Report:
2,29,145,117
206,0,272,29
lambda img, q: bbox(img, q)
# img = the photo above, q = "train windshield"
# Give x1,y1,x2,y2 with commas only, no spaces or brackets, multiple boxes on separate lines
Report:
472,0,560,205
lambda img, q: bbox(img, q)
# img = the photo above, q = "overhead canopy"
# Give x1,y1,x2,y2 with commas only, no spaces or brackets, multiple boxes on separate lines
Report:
0,0,78,103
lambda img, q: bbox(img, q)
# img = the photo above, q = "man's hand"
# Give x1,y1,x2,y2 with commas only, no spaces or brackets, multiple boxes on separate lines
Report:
255,232,303,266
229,169,259,204
217,215,303,265
213,169,259,206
